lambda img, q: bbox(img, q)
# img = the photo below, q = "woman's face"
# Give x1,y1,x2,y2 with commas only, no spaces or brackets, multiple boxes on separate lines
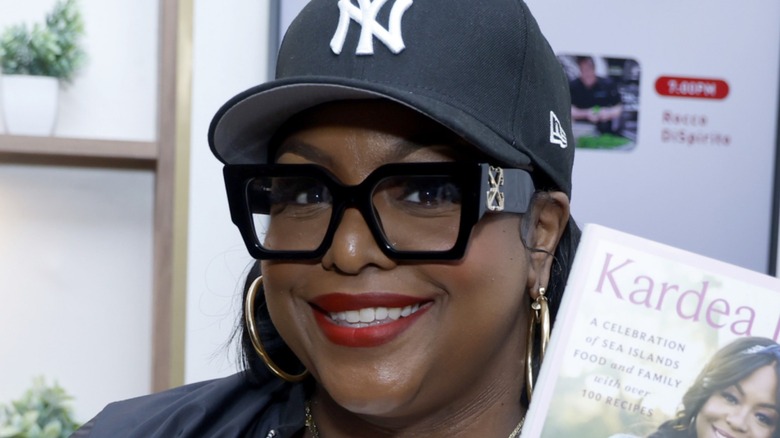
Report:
260,100,566,421
695,363,779,438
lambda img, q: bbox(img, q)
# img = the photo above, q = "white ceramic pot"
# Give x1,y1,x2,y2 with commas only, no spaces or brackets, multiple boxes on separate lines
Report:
1,74,60,136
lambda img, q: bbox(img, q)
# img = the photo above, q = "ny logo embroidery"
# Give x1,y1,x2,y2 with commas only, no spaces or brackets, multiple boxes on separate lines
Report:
486,166,506,212
330,0,414,55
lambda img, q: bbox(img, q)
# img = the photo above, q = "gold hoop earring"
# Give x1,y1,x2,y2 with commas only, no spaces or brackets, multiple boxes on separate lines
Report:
525,286,550,401
245,276,309,382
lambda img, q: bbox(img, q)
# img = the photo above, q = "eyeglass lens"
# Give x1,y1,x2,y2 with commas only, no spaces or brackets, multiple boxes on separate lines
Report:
247,174,464,253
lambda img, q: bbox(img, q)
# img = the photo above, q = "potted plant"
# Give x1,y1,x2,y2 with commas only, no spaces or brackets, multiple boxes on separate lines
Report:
0,0,86,136
0,377,81,438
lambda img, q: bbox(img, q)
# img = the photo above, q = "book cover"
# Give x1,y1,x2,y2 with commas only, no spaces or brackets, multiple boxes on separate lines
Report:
523,224,780,437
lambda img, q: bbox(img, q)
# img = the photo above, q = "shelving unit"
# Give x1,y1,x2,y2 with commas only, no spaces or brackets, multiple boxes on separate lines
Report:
0,0,190,392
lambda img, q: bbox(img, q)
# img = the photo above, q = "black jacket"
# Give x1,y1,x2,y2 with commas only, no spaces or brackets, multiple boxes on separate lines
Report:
72,372,306,438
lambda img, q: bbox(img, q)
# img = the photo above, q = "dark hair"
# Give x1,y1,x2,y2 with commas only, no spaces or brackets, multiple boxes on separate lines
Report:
576,56,595,67
235,202,581,387
648,337,780,438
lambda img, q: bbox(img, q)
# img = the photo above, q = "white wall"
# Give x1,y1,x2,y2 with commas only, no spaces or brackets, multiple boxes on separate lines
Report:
183,0,271,384
0,0,157,422
0,164,154,422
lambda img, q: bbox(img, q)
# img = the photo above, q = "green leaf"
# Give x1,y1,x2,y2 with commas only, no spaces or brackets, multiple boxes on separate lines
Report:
22,410,40,426
0,377,81,438
0,0,85,82
0,425,22,438
42,420,62,438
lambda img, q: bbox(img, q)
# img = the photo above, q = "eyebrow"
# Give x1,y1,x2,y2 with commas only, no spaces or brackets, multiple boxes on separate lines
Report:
275,139,336,167
276,137,462,165
387,138,457,160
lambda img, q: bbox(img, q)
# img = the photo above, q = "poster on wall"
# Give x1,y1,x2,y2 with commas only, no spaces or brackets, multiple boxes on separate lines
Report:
558,54,640,151
271,0,780,274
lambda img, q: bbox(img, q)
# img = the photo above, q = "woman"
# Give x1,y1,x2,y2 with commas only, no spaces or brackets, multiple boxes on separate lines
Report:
648,337,780,438
76,0,578,436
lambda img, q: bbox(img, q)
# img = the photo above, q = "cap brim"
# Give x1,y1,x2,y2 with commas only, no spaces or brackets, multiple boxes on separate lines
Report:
208,77,532,168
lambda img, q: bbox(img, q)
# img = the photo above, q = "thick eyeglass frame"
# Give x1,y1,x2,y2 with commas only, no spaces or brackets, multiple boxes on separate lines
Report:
223,162,536,260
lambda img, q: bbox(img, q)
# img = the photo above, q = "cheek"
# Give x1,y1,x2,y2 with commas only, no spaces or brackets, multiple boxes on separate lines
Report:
455,215,528,284
695,401,712,437
697,396,723,428
428,216,529,331
695,414,706,438
260,262,313,361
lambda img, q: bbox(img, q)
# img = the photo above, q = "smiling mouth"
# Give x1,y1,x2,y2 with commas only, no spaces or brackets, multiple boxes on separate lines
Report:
712,425,735,438
327,303,423,327
310,293,432,347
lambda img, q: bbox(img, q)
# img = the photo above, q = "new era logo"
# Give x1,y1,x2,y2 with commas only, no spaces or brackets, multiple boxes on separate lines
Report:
330,0,414,55
549,111,568,148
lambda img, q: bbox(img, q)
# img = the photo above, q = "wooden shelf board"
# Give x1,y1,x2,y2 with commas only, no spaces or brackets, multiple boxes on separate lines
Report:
0,134,158,162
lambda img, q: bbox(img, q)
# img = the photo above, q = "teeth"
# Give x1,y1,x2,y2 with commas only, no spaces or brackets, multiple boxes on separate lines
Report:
345,310,360,323
329,304,423,325
359,308,375,323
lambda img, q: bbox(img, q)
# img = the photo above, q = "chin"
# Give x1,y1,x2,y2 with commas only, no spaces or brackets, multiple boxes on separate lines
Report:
336,395,407,417
313,350,433,417
323,374,421,418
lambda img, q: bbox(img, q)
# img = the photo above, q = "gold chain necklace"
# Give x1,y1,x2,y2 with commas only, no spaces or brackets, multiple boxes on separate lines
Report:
304,400,525,438
508,416,525,438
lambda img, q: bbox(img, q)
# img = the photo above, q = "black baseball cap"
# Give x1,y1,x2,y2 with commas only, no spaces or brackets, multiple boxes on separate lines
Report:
208,0,574,196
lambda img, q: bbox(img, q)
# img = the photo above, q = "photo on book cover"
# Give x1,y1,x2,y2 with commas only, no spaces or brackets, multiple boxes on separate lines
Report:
523,224,780,438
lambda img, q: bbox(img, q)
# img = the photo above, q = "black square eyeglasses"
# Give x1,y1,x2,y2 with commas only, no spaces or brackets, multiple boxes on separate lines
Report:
223,162,535,260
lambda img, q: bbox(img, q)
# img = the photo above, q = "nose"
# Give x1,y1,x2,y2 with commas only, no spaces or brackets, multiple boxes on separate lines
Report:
726,407,750,433
321,207,396,274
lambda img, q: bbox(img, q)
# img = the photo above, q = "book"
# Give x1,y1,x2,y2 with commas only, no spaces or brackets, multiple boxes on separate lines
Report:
522,224,780,437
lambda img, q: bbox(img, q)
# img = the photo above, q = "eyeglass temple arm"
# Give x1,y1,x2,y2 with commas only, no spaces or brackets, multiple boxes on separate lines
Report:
479,165,536,217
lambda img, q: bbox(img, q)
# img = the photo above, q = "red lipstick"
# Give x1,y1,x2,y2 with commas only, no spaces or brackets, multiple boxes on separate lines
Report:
310,293,431,348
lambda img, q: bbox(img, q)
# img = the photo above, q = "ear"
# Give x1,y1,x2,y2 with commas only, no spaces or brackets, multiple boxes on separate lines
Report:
524,191,570,298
